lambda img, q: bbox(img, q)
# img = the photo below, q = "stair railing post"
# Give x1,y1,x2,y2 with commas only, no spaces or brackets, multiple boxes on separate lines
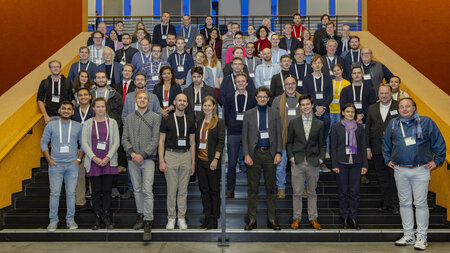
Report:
218,163,229,246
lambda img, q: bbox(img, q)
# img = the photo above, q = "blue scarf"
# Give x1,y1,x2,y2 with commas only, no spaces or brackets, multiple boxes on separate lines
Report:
392,111,423,139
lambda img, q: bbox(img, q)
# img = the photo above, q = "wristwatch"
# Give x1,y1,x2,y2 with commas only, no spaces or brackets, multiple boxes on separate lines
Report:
214,157,220,161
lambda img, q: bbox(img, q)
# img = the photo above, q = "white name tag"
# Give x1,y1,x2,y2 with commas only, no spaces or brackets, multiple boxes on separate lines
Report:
363,74,371,80
404,137,416,146
354,101,362,109
177,66,184,72
60,144,70,153
194,104,202,112
345,146,353,155
163,101,169,107
120,59,126,65
236,113,244,121
329,70,334,76
260,131,269,139
390,110,398,116
288,109,297,116
332,98,339,104
162,35,167,40
107,80,111,85
316,92,323,99
184,38,189,43
199,142,207,149
97,141,107,150
287,50,291,55
51,95,60,103
249,73,255,78
297,80,303,87
264,80,270,87
152,75,159,81
178,138,186,146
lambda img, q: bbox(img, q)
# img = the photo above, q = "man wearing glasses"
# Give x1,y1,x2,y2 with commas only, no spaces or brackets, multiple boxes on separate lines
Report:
88,31,112,66
141,44,170,93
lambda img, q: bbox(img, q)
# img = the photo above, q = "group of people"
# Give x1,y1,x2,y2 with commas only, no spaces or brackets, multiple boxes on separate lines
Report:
37,12,446,250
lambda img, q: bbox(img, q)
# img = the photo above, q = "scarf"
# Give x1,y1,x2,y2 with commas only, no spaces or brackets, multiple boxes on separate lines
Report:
392,111,423,139
341,119,358,154
280,91,301,147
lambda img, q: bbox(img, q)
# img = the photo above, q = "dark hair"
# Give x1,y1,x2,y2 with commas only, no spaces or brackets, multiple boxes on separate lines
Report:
255,86,271,98
116,21,123,25
73,70,94,91
76,87,91,96
60,101,74,109
256,26,270,39
108,29,118,37
332,63,343,71
167,32,176,38
207,28,221,44
351,64,362,73
92,97,107,108
340,103,357,120
293,13,301,18
135,72,147,80
191,66,203,76
321,14,330,22
234,73,248,82
95,71,107,78
350,35,360,42
92,30,104,38
152,44,162,51
390,75,401,84
235,31,244,37
158,66,176,86
121,33,131,39
398,97,416,108
231,57,243,64
299,93,314,105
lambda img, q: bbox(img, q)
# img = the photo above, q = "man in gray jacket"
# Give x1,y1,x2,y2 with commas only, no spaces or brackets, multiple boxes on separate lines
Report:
122,90,160,241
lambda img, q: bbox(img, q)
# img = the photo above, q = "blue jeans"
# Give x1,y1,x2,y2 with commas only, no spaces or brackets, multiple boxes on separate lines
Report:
394,165,430,238
128,159,155,221
315,111,331,154
227,134,241,191
48,162,79,222
276,150,287,189
127,167,134,191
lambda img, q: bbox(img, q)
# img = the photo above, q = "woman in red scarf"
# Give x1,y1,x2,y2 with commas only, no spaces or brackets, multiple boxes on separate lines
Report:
253,26,271,57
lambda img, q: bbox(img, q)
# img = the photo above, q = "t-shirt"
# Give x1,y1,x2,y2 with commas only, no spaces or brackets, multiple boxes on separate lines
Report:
160,114,196,149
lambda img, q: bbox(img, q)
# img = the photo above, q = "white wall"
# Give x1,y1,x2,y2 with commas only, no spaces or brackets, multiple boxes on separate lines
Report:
336,0,358,15
249,0,271,15
307,0,328,15
131,0,153,16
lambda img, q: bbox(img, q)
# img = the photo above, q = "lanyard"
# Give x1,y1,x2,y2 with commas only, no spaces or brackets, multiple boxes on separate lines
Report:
342,39,348,52
256,109,269,130
199,119,209,141
244,57,256,72
352,84,364,102
161,24,169,36
52,79,61,96
327,56,336,70
262,65,273,81
333,80,343,97
235,91,248,113
107,63,114,80
231,74,236,90
293,25,298,38
345,130,349,146
194,87,202,104
272,50,280,63
183,25,191,39
399,121,408,138
351,50,361,63
175,53,186,67
286,101,299,109
114,41,117,50
140,52,151,65
280,72,291,91
313,74,323,93
58,120,72,144
78,61,90,72
294,63,307,79
174,114,187,138
79,105,90,125
94,119,109,141
210,40,215,49
95,89,109,100
151,61,162,74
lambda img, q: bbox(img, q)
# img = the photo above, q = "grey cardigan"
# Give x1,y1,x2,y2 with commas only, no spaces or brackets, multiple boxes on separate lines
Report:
81,118,120,172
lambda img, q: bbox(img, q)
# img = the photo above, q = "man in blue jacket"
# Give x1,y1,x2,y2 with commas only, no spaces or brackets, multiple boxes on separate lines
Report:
382,97,446,251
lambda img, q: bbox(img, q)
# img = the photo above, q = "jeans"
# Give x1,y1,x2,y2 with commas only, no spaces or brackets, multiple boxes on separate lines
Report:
276,150,287,189
226,134,241,191
126,167,134,191
48,162,79,222
394,165,430,238
128,159,155,221
315,111,331,154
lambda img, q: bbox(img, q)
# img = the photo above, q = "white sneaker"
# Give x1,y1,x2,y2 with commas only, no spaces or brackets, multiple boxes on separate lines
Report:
414,236,428,251
47,220,58,232
395,234,416,246
66,219,78,230
166,218,176,230
177,218,188,230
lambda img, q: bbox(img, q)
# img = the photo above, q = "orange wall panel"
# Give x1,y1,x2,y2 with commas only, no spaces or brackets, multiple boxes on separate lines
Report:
0,0,82,95
367,0,450,95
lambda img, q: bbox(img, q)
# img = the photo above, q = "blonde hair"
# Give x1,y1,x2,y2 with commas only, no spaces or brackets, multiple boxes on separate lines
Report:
204,45,219,68
201,96,218,130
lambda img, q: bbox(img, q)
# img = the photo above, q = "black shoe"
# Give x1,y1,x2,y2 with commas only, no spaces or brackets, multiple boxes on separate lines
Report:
121,189,134,199
244,219,257,230
92,212,101,230
392,206,400,215
76,204,88,212
206,219,218,230
102,211,114,230
342,218,349,229
143,220,152,241
361,175,370,184
349,218,360,230
133,213,144,230
377,205,389,213
200,217,209,229
267,220,281,230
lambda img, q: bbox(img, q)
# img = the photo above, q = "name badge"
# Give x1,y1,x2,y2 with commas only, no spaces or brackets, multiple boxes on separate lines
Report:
354,101,362,109
316,92,324,99
60,144,70,153
287,50,291,55
264,80,271,87
162,35,167,40
363,74,371,80
107,80,112,85
163,101,169,107
51,95,60,103
236,113,244,121
97,141,107,150
390,110,398,116
297,80,303,87
404,137,416,146
152,75,159,81
332,98,339,104
194,104,202,112
177,66,184,72
199,142,207,149
184,38,189,43
260,131,269,139
249,73,255,78
288,109,297,116
178,138,186,147
345,146,353,155
120,59,126,65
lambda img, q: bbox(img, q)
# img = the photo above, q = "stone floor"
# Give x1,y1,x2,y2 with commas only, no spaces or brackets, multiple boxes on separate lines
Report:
0,242,449,253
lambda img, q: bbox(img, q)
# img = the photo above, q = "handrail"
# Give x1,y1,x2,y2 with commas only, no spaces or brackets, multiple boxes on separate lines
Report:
88,15,362,18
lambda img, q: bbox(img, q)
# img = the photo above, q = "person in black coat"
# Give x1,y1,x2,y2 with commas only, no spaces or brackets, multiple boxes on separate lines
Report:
183,67,216,122
195,96,225,229
153,66,182,118
330,103,368,230
152,12,176,48
279,23,302,58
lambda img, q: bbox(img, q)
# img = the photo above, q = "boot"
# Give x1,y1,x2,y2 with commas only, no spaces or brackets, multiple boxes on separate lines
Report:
200,216,209,229
133,213,144,230
92,211,101,230
102,210,114,229
143,220,152,241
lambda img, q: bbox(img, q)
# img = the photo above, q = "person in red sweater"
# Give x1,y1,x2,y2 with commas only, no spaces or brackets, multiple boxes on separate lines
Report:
254,26,271,57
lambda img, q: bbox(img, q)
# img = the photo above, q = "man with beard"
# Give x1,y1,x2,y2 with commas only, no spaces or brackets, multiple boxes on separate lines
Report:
115,34,139,65
162,33,177,62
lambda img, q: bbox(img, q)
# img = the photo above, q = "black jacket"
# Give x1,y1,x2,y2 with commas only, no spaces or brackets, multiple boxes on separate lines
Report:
183,83,216,122
114,47,139,64
330,121,368,169
195,118,226,164
279,36,302,58
365,100,399,154
111,80,136,99
153,83,182,109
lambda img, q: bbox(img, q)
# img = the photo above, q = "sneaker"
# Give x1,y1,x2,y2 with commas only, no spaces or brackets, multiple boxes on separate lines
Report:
319,163,331,172
277,189,286,199
111,187,121,198
414,236,428,251
178,218,188,230
143,220,152,241
395,234,416,246
325,153,330,159
66,219,78,230
121,189,133,199
166,218,176,230
47,220,58,232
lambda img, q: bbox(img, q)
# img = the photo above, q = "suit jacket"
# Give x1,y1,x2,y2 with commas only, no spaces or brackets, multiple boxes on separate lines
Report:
153,83,182,109
365,100,399,154
242,106,282,159
286,116,325,167
330,122,368,169
279,36,302,58
195,118,226,164
111,80,136,99
321,55,347,80
114,47,139,64
98,62,123,85
183,83,216,122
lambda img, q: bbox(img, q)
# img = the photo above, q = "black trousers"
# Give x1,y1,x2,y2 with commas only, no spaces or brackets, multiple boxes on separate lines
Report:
197,159,221,220
90,174,113,213
373,154,398,207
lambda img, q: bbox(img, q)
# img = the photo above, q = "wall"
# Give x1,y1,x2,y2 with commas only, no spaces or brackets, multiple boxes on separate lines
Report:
0,0,83,96
367,0,450,95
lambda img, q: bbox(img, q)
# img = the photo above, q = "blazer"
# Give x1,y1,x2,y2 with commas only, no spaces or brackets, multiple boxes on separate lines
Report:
365,100,399,154
98,62,123,85
321,55,347,80
286,116,325,167
152,83,182,109
330,121,368,169
242,106,282,159
81,118,120,172
183,83,216,121
114,46,139,64
195,118,226,164
279,36,302,58
111,80,136,99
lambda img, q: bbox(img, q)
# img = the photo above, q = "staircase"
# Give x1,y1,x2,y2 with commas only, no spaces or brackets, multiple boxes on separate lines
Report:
1,158,448,242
